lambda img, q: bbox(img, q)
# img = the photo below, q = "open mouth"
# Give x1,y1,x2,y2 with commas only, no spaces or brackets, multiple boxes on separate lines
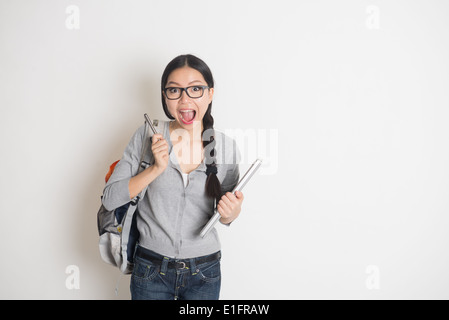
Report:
179,109,196,124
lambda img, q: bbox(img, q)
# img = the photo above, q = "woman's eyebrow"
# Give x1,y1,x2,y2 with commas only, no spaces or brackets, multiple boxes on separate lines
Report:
166,80,204,86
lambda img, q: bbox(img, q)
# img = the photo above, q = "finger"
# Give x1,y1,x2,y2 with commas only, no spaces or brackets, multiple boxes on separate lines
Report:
152,134,163,144
220,195,233,208
235,191,244,201
217,203,230,218
224,192,238,204
218,198,230,211
152,143,169,153
152,138,167,148
152,141,168,152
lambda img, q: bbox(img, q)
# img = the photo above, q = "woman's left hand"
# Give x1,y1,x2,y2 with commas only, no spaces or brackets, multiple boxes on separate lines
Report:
217,191,244,225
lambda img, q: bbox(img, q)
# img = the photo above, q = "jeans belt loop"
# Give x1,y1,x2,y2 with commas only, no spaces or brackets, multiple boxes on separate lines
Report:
160,256,169,276
189,258,198,276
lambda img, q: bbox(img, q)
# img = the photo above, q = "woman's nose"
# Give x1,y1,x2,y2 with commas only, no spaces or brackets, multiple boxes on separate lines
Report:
179,90,191,103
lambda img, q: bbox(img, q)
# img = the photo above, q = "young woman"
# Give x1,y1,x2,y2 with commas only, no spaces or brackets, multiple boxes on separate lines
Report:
102,54,244,300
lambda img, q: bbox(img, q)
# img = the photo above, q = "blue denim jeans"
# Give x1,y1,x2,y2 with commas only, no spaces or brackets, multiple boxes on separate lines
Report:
130,247,221,300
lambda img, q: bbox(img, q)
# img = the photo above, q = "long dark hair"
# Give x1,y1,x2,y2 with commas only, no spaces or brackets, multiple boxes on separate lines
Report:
161,54,222,204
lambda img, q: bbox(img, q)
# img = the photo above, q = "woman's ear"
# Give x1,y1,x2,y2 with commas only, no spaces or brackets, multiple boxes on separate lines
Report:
208,88,214,104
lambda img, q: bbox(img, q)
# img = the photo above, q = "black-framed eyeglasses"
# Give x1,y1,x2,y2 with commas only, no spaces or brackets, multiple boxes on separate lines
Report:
163,85,210,100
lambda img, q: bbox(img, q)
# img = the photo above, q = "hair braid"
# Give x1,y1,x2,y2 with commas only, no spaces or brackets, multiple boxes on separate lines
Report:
202,106,222,205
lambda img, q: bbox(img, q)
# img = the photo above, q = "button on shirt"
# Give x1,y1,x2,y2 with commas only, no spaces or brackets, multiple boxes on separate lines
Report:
102,120,240,259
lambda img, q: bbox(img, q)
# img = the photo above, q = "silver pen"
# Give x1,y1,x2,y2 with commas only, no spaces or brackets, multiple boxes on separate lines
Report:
144,113,158,135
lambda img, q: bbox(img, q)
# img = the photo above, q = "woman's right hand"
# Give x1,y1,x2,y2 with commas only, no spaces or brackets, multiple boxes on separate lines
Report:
151,133,169,174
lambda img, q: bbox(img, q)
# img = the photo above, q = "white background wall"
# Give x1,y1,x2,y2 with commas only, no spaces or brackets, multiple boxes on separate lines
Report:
1,0,449,299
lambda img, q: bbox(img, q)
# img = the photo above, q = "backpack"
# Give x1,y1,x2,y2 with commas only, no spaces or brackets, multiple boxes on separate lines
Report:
97,118,166,274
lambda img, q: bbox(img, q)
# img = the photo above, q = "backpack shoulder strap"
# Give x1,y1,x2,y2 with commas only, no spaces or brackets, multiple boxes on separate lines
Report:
138,119,168,171
133,119,167,203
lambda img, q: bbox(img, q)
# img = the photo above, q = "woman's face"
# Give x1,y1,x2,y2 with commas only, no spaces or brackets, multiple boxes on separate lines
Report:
164,66,214,131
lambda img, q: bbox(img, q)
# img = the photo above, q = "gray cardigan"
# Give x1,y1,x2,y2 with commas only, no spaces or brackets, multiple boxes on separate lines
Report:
102,120,240,259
